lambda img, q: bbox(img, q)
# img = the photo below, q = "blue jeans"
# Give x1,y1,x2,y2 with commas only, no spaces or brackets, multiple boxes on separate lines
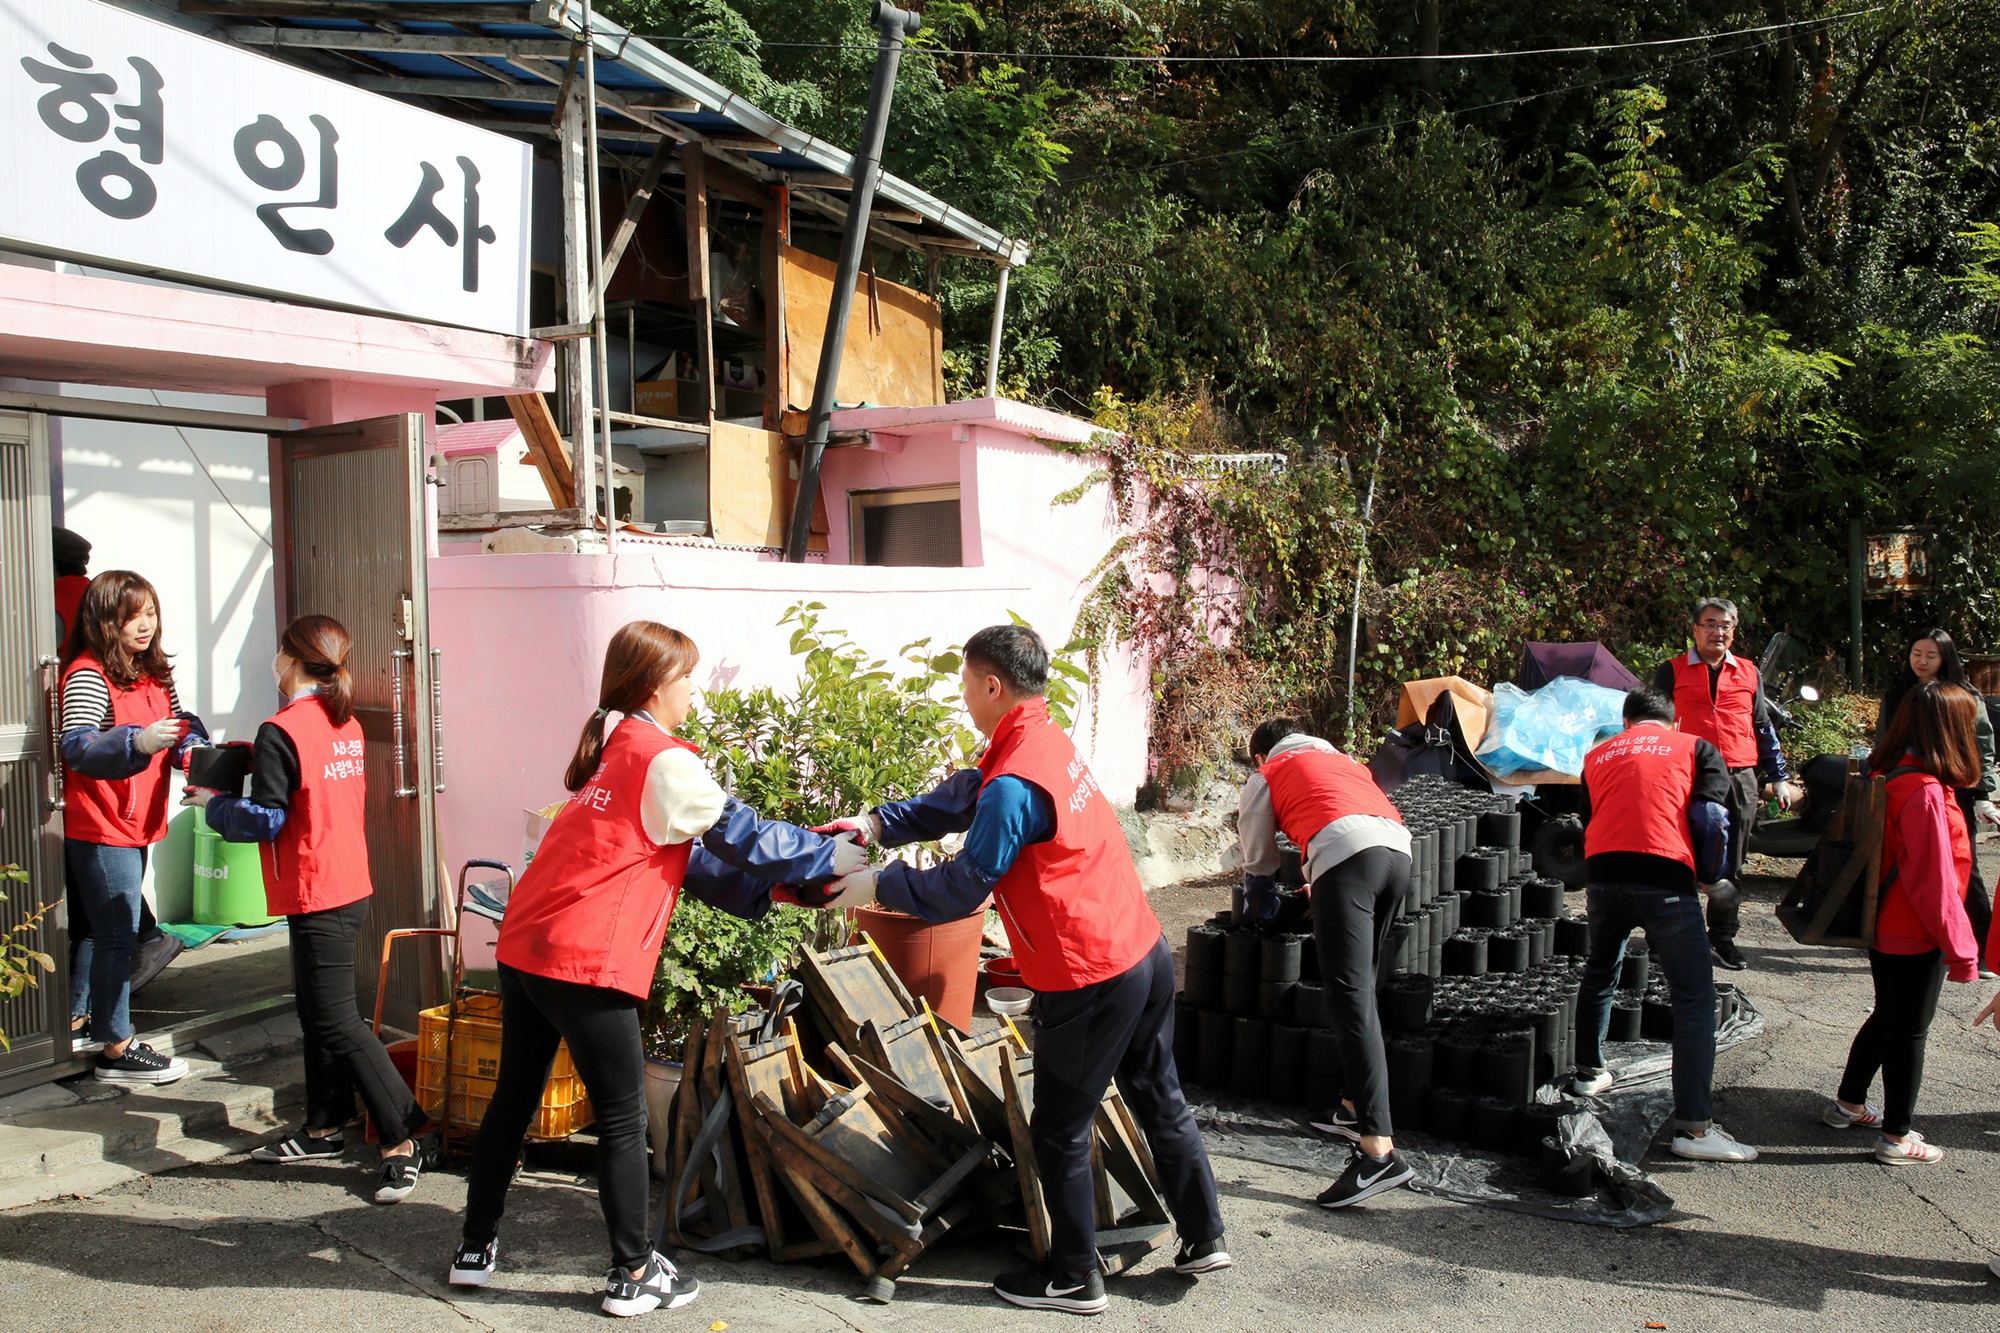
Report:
1574,880,1717,1134
65,840,147,1043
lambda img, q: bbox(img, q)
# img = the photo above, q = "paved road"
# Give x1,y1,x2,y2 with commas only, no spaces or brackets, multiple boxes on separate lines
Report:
3,857,1997,1332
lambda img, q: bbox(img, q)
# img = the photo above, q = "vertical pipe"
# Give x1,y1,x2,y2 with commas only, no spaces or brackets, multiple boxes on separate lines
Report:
1849,515,1865,687
583,0,616,549
558,89,595,528
1344,432,1386,749
784,1,921,562
984,263,1010,398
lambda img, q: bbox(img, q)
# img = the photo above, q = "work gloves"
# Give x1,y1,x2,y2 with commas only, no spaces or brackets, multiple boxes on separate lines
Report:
812,811,881,846
1975,800,2000,832
818,868,879,911
1242,873,1281,926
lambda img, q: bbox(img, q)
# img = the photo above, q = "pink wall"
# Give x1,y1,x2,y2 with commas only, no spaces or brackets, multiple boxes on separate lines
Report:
428,541,1151,880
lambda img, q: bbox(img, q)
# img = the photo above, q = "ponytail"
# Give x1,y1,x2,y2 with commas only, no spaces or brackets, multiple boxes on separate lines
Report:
563,621,700,792
280,615,356,727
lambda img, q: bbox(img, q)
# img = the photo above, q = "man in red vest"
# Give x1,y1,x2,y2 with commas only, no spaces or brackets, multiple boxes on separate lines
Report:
1575,688,1758,1161
818,625,1228,1315
1651,596,1799,972
1231,719,1416,1206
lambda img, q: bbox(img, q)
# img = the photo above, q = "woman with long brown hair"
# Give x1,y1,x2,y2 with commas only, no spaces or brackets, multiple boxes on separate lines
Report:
184,614,434,1204
447,621,863,1316
1824,681,1983,1162
59,570,208,1084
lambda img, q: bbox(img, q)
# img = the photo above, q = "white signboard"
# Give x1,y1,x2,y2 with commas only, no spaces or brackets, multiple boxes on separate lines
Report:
0,0,532,336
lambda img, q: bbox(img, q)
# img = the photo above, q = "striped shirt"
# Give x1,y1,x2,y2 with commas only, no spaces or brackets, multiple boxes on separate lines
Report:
60,667,183,734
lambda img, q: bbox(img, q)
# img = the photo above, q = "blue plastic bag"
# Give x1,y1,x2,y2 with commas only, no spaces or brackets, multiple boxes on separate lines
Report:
1475,677,1630,777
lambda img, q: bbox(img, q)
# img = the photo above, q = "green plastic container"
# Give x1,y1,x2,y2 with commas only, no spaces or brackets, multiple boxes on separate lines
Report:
192,822,276,926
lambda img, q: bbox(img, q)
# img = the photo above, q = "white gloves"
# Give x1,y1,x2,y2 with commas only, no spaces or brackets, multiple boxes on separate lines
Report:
1975,800,1999,832
817,811,881,846
829,832,869,877
1775,780,1804,811
823,868,879,911
135,716,186,755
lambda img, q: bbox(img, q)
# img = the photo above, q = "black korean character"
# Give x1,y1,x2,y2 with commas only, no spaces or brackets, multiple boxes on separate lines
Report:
19,43,164,220
233,113,340,255
384,156,496,293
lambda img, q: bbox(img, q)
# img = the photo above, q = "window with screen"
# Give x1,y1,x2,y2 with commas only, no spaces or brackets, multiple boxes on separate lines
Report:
851,486,963,567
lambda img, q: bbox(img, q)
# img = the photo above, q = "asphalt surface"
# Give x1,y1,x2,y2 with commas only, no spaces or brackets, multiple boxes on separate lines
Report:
2,854,1996,1332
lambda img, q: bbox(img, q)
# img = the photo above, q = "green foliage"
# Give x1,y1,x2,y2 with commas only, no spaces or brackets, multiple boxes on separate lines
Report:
650,603,1086,1052
0,864,54,1053
1786,692,1877,766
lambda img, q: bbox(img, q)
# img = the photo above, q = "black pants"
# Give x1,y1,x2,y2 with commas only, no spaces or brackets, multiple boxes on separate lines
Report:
1310,846,1412,1139
1029,935,1223,1276
464,963,651,1271
1837,949,1947,1138
1709,767,1760,945
1954,789,1993,960
290,898,426,1144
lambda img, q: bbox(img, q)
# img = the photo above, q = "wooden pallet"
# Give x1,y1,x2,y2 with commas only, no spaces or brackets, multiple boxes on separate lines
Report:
1776,765,1887,948
794,938,920,1053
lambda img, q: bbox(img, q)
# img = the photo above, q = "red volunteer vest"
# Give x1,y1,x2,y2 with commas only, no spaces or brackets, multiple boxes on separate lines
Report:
976,698,1159,993
1876,766,1972,948
496,719,697,1000
1669,654,1760,769
262,694,372,917
60,652,175,847
54,575,88,638
1259,745,1401,851
1582,723,1699,869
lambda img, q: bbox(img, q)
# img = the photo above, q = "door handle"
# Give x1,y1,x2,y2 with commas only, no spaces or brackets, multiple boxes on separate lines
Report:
391,648,416,798
40,655,64,812
430,646,445,795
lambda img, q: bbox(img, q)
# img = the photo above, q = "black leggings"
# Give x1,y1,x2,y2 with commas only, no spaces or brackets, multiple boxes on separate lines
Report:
1837,949,1947,1138
290,898,426,1144
463,964,651,1271
1954,789,1992,958
1310,846,1413,1139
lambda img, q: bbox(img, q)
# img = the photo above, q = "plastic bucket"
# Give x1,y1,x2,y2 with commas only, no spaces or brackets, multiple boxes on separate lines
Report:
191,822,275,926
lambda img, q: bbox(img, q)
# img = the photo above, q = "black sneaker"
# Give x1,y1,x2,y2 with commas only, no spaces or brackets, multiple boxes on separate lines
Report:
601,1252,699,1317
449,1238,498,1288
1317,1150,1415,1208
1711,940,1748,972
373,1143,431,1205
93,1040,189,1084
1172,1236,1233,1274
1309,1105,1362,1143
251,1130,345,1163
993,1265,1108,1315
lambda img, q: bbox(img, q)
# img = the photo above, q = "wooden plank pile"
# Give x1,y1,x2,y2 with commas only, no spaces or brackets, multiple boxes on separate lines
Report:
654,937,1174,1302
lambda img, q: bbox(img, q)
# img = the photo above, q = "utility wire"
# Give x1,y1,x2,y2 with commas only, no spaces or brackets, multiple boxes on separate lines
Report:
1056,28,1802,186
627,6,1885,65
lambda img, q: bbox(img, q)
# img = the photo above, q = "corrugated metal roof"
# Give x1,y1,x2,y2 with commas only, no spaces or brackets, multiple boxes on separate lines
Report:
218,0,1028,265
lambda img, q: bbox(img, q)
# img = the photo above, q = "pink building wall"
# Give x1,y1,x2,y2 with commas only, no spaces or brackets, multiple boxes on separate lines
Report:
428,403,1149,879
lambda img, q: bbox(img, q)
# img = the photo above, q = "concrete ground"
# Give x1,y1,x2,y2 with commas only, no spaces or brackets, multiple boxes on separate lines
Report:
130,930,294,1034
2,856,1997,1331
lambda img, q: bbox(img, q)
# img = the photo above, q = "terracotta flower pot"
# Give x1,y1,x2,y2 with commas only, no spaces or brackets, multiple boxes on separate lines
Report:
853,904,985,1031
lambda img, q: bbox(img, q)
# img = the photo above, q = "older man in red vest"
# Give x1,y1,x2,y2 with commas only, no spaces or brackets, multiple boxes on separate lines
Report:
1651,596,1800,972
818,624,1228,1316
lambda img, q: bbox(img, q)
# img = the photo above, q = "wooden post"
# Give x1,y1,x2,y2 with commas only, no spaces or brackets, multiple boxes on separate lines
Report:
763,185,789,432
559,90,596,529
683,145,716,424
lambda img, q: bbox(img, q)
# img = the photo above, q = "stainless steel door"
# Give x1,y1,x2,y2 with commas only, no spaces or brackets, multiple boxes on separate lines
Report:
272,415,441,1030
0,410,67,1085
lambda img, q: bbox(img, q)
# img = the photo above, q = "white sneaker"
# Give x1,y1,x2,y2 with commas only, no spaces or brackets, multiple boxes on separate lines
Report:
1822,1099,1883,1129
1988,1253,1999,1280
1571,1068,1614,1097
1671,1125,1758,1162
1874,1131,1944,1165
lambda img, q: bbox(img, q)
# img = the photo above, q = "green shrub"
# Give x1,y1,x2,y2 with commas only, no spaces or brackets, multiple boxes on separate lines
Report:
0,864,54,1053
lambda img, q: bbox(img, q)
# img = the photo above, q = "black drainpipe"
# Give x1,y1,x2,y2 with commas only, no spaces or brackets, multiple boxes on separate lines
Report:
783,0,921,562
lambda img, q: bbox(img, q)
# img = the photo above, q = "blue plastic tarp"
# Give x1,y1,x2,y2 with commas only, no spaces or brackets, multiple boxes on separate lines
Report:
1475,676,1630,777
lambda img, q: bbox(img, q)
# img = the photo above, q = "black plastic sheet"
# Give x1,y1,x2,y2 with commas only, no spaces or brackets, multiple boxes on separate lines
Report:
1190,995,1765,1227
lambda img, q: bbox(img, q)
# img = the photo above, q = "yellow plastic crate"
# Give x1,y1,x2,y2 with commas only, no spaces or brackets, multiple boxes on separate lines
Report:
416,993,594,1140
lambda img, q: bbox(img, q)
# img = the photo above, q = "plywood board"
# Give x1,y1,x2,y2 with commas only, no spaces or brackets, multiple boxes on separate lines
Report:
781,245,944,411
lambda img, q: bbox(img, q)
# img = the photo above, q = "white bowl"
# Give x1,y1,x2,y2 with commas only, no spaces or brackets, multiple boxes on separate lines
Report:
986,987,1033,1017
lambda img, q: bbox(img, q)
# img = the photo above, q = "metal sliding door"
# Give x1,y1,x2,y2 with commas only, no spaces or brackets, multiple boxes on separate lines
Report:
0,410,68,1087
272,415,442,1030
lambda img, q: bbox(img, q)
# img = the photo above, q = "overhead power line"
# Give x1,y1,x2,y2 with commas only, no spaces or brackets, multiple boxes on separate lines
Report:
629,6,1887,66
